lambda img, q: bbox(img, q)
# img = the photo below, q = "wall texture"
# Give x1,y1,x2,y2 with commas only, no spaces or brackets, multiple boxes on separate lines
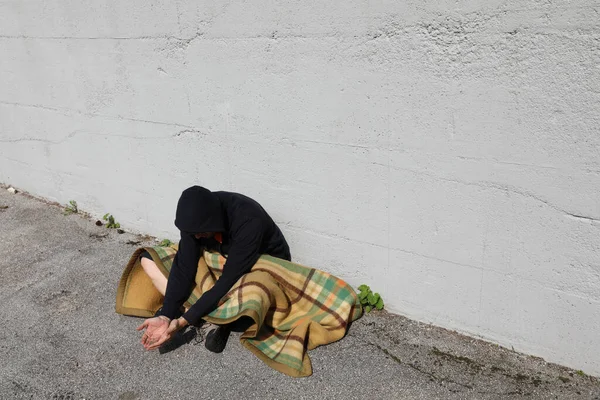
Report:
1,0,599,375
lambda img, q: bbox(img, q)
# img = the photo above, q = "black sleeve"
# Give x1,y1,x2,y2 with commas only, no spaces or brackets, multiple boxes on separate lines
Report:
181,219,264,325
158,231,201,319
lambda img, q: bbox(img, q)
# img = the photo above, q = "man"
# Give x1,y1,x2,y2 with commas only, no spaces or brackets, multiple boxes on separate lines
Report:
137,186,291,352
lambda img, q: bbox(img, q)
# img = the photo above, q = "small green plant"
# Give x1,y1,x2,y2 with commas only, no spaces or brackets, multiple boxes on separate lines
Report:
102,213,120,229
159,239,173,247
576,370,586,377
64,200,78,215
358,284,384,313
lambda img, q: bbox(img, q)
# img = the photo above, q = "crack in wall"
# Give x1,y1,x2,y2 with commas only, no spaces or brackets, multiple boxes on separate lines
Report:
565,213,600,223
0,26,597,43
382,164,600,223
0,100,194,129
456,155,562,171
484,181,600,224
281,137,372,150
0,34,202,41
283,223,482,270
173,129,205,138
0,130,82,145
0,129,200,145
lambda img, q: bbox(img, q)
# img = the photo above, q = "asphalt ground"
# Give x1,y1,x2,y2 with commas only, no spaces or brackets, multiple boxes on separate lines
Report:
1,187,599,399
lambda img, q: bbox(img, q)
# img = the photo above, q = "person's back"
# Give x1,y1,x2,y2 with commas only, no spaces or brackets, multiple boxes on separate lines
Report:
211,190,291,261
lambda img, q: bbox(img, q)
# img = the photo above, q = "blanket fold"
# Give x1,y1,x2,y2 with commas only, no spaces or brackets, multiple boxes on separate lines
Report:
115,246,362,377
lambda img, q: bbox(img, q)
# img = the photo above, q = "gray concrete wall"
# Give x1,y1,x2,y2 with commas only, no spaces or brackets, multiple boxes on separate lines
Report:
1,0,599,375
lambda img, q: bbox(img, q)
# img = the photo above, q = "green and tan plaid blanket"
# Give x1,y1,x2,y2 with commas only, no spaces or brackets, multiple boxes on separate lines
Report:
115,246,362,377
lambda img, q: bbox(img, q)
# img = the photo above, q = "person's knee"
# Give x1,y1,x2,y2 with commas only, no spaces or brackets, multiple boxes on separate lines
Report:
140,257,158,277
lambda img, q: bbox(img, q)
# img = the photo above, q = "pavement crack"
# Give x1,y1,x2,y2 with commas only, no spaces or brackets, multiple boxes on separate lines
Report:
431,346,483,371
362,339,474,391
373,343,403,365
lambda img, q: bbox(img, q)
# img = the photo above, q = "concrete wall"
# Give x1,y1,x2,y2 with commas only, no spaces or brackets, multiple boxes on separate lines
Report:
1,0,599,375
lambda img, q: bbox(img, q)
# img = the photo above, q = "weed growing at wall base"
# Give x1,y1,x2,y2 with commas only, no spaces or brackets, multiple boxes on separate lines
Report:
159,239,173,247
358,284,384,313
64,200,78,215
102,213,120,229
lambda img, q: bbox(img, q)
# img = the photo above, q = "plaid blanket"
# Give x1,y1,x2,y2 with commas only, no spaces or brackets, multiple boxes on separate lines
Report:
115,246,362,377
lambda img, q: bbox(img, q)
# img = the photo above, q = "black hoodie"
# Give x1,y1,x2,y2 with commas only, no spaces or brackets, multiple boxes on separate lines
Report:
158,186,291,325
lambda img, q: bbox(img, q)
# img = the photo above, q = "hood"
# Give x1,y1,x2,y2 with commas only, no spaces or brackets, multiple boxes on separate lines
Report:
174,186,225,233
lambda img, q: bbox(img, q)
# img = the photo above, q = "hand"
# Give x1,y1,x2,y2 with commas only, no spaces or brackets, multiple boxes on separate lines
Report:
137,316,188,351
137,316,170,350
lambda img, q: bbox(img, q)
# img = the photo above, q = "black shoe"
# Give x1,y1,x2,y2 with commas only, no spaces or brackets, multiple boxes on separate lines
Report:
205,325,231,353
158,326,196,354
152,308,196,354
